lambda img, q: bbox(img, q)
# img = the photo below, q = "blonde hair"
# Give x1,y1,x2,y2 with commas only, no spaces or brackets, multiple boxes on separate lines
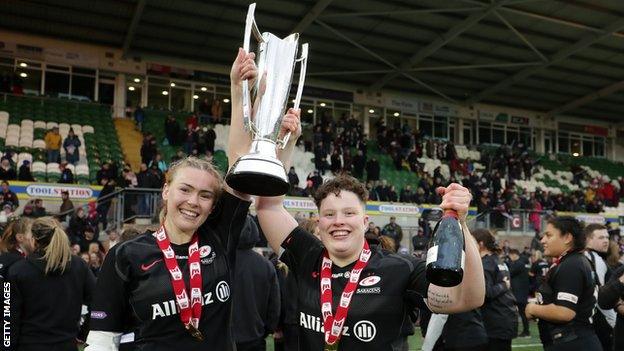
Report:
31,217,72,274
532,250,543,261
0,217,33,253
379,236,397,252
159,156,224,223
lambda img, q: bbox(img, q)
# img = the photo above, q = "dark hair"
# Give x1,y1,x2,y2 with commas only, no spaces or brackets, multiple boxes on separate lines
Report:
313,175,368,209
583,223,607,240
471,228,501,255
509,248,520,256
547,216,585,252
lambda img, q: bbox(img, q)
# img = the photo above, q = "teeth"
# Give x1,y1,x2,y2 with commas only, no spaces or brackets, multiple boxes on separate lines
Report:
180,209,198,217
332,230,349,236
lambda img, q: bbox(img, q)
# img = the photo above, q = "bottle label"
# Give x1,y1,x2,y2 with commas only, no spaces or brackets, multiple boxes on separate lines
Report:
426,245,438,266
461,251,466,270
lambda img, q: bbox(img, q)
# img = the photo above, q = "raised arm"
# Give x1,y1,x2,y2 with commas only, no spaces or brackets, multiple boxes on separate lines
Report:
255,108,301,253
226,48,257,200
426,184,485,314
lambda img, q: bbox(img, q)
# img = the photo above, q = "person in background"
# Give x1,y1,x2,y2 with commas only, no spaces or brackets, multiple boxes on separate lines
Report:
59,190,75,222
507,249,531,337
149,153,168,174
0,217,34,282
1,181,19,210
232,215,280,351
529,250,549,295
164,115,180,146
44,126,62,164
134,105,145,132
381,216,403,250
0,157,17,181
526,217,601,351
63,128,81,165
33,198,47,218
606,241,622,270
6,217,96,350
597,263,624,351
17,160,34,181
211,99,223,124
58,161,75,184
583,223,614,351
472,229,518,351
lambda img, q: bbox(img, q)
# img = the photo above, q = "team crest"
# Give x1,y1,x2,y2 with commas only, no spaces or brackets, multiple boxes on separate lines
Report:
199,245,212,258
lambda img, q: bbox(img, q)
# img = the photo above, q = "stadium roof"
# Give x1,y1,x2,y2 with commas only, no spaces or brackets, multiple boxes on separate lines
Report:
2,0,624,123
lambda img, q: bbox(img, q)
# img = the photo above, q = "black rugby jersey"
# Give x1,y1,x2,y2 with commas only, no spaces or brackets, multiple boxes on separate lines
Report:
536,251,596,346
282,227,429,351
481,254,518,340
88,192,250,351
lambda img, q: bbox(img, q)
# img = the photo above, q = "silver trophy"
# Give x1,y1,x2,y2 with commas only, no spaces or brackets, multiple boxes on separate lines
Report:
226,3,309,196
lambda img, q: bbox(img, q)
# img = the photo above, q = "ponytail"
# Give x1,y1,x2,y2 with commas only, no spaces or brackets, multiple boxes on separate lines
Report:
471,228,501,255
31,217,71,274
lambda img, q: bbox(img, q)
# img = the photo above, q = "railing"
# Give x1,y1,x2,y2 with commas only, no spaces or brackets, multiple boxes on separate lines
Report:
471,209,553,235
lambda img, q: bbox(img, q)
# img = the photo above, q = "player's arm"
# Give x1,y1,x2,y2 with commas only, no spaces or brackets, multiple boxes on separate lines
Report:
255,109,301,253
426,184,485,314
226,48,256,200
525,303,575,322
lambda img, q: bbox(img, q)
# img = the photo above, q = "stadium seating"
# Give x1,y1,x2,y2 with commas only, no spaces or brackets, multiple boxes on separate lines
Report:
0,95,124,184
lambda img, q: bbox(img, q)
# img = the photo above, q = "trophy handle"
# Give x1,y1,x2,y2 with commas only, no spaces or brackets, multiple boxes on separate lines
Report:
242,3,263,133
278,43,309,149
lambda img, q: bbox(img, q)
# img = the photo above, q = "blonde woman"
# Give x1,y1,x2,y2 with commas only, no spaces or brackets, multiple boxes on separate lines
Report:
0,217,34,280
6,217,96,351
85,49,300,351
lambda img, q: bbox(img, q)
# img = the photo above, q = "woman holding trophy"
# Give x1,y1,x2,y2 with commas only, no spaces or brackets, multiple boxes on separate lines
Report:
84,48,300,351
255,125,486,349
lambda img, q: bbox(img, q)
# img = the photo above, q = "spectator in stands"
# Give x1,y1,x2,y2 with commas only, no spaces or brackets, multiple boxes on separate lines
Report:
388,185,398,202
134,105,145,132
106,229,120,250
164,114,181,146
330,150,342,174
59,190,74,222
198,98,211,124
232,216,280,351
306,170,323,191
96,162,114,185
183,125,198,155
32,198,46,217
365,157,380,181
68,207,88,245
5,217,95,351
287,166,299,195
44,126,62,163
79,225,98,253
204,124,217,154
63,128,81,165
1,181,18,210
58,161,74,184
400,185,414,203
381,216,403,249
17,160,34,181
89,252,102,276
140,133,157,165
186,114,199,131
121,167,138,188
97,177,116,229
22,204,35,218
0,158,17,181
211,98,223,123
149,152,168,173
352,149,366,180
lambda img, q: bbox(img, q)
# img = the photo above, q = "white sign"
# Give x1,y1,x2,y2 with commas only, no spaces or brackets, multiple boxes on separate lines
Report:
26,184,93,199
378,204,419,215
283,198,317,211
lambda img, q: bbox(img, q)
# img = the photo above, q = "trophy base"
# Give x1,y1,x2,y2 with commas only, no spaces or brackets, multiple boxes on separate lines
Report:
226,153,289,196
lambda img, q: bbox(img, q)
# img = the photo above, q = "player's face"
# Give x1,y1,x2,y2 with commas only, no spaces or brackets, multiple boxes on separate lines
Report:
587,229,609,253
541,223,572,257
317,190,368,262
16,231,35,255
162,167,218,236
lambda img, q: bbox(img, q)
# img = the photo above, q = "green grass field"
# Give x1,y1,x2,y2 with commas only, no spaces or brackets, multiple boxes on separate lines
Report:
79,321,544,350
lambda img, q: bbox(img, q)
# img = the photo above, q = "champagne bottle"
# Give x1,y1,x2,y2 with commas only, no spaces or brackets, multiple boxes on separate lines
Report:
425,209,465,287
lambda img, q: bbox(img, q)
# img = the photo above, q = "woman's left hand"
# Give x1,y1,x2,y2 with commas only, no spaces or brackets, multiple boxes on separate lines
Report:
279,108,301,142
525,303,537,320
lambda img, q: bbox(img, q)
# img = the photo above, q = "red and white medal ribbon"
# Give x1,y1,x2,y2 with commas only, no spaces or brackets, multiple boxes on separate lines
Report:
320,240,371,346
154,226,203,333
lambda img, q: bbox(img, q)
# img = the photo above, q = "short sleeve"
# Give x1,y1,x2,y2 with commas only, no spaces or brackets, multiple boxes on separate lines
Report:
551,260,586,311
281,226,323,276
408,257,429,297
202,192,251,250
88,246,129,332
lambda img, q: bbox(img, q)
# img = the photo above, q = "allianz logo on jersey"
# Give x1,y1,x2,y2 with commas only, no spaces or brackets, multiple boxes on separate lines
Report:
299,312,377,342
151,281,230,320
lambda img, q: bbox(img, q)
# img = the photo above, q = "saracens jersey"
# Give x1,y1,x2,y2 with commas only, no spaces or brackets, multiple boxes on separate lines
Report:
282,227,429,350
89,192,250,351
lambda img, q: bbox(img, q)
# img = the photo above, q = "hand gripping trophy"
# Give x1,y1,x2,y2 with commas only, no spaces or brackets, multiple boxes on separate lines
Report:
226,3,309,196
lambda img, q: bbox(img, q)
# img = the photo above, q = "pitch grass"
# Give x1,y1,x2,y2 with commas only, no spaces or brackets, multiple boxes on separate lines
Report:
79,321,545,350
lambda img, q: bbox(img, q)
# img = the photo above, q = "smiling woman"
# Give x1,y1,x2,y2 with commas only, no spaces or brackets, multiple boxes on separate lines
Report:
84,49,265,351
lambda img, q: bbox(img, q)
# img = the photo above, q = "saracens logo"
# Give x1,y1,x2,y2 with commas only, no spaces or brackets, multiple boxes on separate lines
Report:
359,276,381,287
353,320,377,342
199,245,212,258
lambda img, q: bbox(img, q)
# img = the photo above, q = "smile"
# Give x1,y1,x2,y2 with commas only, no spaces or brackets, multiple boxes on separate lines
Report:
330,230,350,239
179,209,199,218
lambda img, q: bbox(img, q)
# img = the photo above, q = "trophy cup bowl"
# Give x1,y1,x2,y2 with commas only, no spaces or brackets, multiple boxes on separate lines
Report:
226,3,309,196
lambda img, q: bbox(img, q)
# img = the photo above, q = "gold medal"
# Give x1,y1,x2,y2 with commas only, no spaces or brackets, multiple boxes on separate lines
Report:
185,323,204,341
324,340,339,351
